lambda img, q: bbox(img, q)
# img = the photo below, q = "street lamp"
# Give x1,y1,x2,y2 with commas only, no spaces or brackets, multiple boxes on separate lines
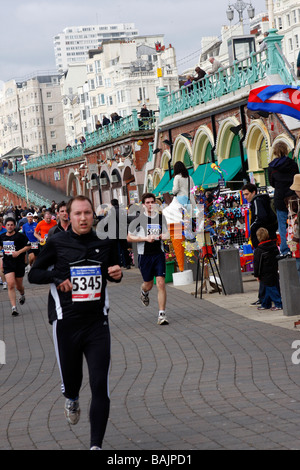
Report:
226,1,255,33
63,89,80,145
4,117,17,150
20,153,29,205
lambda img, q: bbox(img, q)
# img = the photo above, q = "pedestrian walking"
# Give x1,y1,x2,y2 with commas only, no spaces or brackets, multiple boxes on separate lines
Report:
0,217,31,316
28,195,122,450
127,193,170,325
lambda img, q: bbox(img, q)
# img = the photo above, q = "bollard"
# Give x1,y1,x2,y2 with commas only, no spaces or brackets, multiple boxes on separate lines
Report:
218,248,244,295
278,258,300,316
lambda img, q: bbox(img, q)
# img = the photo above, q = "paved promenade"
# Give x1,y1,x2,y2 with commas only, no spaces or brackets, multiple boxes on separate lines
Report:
1,268,300,450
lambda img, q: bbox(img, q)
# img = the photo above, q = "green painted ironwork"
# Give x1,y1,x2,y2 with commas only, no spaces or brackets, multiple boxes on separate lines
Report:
24,112,157,171
158,29,295,121
13,28,294,181
0,174,51,207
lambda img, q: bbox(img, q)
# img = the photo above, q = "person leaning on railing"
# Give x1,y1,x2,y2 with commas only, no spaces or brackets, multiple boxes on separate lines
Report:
207,57,225,77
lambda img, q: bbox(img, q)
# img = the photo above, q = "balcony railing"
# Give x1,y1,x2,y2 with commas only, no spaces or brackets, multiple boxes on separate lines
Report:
24,111,157,171
20,29,294,173
0,174,51,207
158,29,296,121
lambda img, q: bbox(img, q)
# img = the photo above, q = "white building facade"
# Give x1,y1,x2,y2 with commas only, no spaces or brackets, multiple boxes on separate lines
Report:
272,0,300,71
60,35,179,139
195,0,300,78
0,74,66,157
54,23,139,72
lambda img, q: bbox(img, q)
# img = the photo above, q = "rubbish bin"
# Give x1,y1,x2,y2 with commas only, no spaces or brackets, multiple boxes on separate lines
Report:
154,260,175,284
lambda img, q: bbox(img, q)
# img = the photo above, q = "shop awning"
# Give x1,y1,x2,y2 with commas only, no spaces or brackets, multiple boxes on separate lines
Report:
202,156,245,189
152,156,245,196
152,170,171,196
191,163,213,187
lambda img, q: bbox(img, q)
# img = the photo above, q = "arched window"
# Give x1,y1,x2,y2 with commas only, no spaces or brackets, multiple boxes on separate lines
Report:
183,149,193,168
229,134,240,158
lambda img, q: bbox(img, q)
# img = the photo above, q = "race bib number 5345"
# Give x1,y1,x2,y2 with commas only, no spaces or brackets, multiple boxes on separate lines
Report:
70,265,102,302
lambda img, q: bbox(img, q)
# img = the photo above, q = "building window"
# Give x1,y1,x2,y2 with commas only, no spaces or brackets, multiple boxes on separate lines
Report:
293,10,297,23
96,75,103,87
98,94,105,105
95,60,101,72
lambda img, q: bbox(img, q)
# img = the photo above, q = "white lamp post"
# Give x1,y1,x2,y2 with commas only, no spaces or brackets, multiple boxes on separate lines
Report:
63,89,80,145
226,1,255,34
20,152,29,205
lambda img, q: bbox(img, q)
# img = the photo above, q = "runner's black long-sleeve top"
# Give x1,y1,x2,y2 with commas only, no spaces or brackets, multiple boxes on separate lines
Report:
28,229,121,324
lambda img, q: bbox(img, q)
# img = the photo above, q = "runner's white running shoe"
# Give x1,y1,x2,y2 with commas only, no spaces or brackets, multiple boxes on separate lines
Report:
11,307,19,317
157,312,169,325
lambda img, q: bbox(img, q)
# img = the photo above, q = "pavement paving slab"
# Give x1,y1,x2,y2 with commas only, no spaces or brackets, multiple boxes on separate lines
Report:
1,267,300,451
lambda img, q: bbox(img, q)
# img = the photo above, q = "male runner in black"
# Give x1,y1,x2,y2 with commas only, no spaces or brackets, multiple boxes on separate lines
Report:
28,195,122,450
0,217,31,316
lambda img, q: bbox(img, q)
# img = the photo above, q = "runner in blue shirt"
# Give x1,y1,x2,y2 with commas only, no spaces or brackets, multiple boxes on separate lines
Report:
22,212,38,267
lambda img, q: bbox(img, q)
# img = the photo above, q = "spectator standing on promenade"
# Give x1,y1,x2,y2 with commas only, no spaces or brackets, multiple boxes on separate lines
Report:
207,57,224,75
287,174,300,280
242,183,278,306
194,66,206,82
253,227,282,311
102,116,110,126
268,141,299,258
194,66,206,92
127,193,170,325
28,195,122,450
140,104,151,118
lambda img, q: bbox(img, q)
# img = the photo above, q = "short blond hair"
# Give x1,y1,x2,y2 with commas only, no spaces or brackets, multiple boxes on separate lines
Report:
256,227,269,242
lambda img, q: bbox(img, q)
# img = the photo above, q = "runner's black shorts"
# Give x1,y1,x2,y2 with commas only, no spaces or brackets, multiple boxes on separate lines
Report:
3,261,26,278
28,248,39,256
138,252,166,282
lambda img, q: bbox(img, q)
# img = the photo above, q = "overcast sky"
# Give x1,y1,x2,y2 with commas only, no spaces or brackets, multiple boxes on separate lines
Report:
1,0,264,83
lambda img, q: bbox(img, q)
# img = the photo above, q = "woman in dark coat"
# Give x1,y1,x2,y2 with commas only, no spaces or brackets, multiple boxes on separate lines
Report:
268,141,299,257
